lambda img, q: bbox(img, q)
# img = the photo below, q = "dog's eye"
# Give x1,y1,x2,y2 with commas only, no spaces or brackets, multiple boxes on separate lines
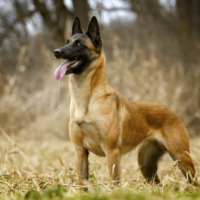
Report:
77,43,81,46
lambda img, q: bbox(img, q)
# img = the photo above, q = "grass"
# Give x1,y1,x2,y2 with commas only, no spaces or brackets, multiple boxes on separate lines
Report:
0,127,199,200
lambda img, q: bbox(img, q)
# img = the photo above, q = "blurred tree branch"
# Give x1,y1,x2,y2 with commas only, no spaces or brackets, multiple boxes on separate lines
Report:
72,0,90,31
0,0,91,47
33,0,70,45
176,0,200,67
129,0,176,30
0,6,35,46
0,0,91,75
1,0,200,75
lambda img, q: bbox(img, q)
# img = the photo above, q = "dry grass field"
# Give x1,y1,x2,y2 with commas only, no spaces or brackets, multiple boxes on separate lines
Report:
0,128,200,199
0,41,200,199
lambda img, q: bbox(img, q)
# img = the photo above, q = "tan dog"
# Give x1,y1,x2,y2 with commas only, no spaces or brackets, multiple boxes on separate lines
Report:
54,16,199,188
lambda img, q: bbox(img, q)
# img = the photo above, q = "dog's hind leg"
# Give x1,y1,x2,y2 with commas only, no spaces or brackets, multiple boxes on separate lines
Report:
164,126,199,186
137,139,166,184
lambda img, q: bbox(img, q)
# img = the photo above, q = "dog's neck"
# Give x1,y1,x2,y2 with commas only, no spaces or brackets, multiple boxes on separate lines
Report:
69,52,113,120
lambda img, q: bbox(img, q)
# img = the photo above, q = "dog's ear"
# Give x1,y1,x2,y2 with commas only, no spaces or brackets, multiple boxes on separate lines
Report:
86,16,102,48
72,17,83,35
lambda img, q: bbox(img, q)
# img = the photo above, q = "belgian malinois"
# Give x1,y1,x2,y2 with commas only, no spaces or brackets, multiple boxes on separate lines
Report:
54,16,199,188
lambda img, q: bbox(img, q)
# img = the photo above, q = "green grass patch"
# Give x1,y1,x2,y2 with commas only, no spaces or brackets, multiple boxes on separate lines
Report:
1,184,200,200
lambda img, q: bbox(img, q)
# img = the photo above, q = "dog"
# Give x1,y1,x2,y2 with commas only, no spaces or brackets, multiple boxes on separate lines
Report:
53,16,199,188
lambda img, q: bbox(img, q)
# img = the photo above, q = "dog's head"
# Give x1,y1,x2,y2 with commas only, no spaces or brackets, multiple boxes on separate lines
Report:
54,16,102,80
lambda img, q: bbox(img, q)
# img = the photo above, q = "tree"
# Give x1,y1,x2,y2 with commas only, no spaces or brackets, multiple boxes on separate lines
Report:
0,0,91,74
32,0,90,46
176,0,200,67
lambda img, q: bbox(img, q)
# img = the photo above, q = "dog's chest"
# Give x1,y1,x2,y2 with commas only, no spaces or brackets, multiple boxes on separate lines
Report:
79,120,106,157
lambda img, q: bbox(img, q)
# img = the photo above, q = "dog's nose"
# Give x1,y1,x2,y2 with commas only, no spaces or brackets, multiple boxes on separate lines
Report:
54,49,61,58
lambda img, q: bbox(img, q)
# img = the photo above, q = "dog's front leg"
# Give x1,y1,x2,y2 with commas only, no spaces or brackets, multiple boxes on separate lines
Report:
106,148,121,185
70,121,89,190
74,146,89,190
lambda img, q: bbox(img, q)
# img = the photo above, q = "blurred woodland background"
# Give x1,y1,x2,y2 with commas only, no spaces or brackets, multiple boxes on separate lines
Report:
0,0,200,139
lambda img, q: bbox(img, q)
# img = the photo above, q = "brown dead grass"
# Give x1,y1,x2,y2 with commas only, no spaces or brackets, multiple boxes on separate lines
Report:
0,127,199,195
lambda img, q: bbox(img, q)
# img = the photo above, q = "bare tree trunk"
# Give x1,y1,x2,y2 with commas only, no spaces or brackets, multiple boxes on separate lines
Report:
72,0,90,31
32,0,90,45
33,0,72,46
176,0,199,69
53,0,72,45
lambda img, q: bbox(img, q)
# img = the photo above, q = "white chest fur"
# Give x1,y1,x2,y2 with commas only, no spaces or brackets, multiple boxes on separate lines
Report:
68,62,113,156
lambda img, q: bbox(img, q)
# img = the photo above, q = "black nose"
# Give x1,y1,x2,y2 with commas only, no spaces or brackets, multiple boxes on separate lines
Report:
54,49,61,58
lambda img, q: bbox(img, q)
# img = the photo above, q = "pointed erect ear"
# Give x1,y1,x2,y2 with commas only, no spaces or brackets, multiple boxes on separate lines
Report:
72,17,83,35
86,16,102,48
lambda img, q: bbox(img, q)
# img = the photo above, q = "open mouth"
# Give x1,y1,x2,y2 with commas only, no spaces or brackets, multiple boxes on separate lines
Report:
54,59,81,80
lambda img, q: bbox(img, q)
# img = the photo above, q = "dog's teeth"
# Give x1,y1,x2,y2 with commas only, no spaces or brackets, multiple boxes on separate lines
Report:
69,60,80,68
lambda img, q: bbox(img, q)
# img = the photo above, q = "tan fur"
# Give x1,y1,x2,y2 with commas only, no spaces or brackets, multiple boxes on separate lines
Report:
68,45,199,188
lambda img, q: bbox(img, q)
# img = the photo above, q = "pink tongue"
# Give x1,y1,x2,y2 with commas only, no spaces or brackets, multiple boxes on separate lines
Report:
54,60,75,80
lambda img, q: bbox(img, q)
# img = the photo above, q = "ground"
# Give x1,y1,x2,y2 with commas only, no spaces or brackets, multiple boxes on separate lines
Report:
0,129,200,200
